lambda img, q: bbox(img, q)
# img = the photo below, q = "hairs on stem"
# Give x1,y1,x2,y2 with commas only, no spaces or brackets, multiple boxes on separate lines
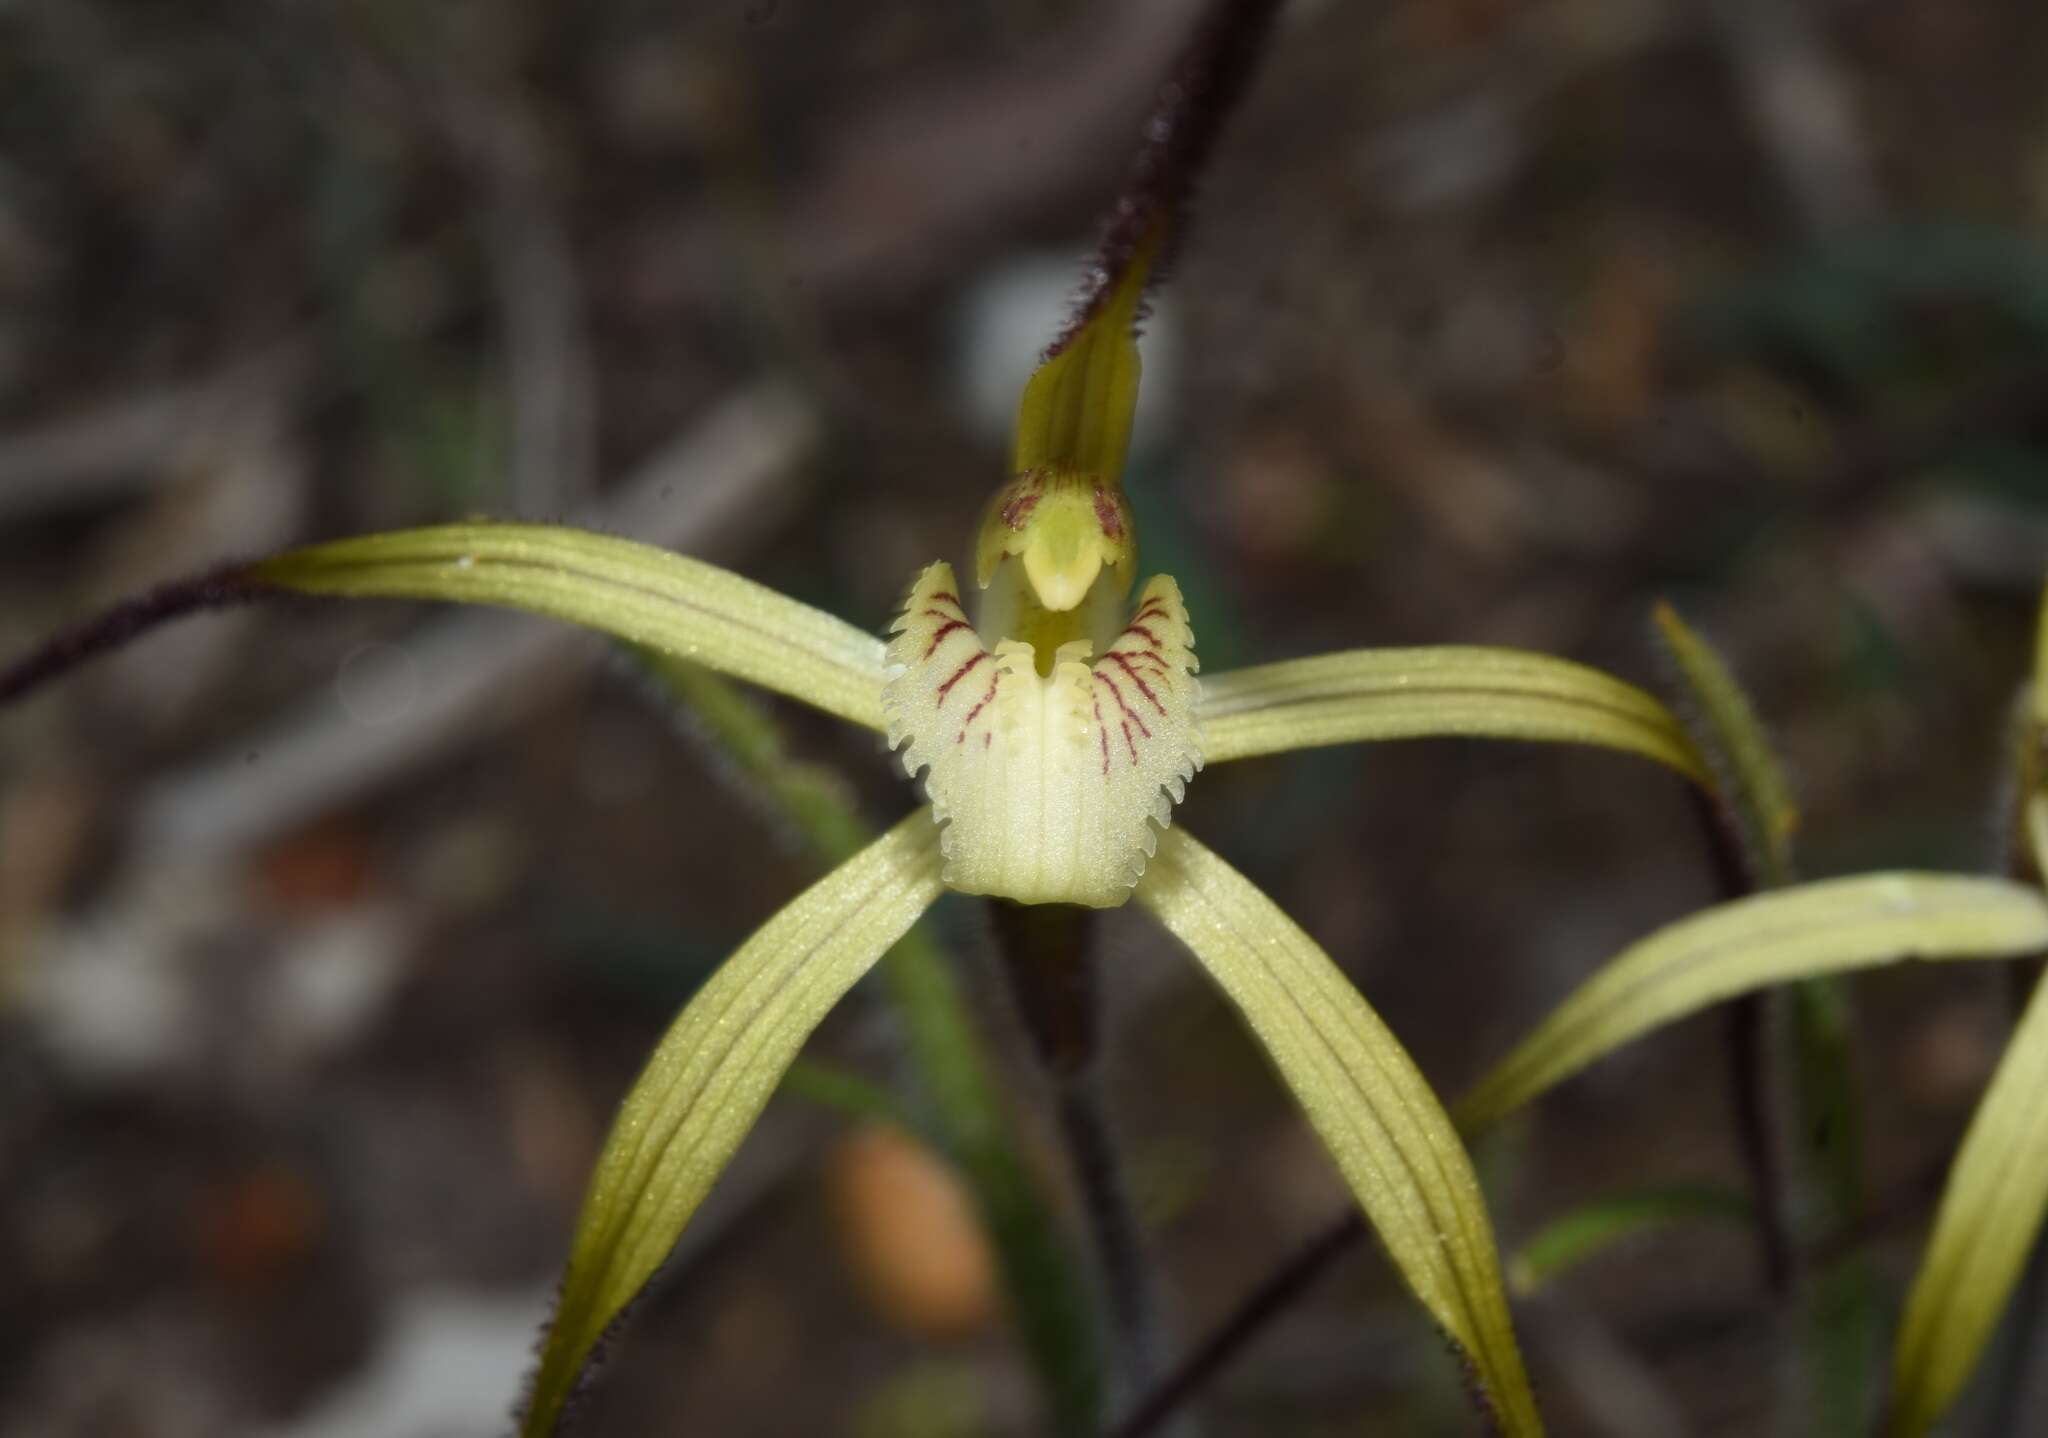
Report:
0,562,278,709
1044,0,1288,358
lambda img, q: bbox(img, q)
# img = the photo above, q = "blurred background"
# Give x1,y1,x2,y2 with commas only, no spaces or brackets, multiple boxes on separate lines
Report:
4,0,2048,1433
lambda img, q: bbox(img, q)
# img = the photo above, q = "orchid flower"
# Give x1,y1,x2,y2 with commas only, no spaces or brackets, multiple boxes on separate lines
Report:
13,9,2048,1434
200,200,1728,1433
0,7,1710,1431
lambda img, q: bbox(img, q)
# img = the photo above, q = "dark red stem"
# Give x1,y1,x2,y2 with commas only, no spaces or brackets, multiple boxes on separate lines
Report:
1044,0,1289,358
0,562,278,708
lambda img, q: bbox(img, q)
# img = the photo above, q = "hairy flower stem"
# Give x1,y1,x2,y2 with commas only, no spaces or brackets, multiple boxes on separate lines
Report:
1057,1075,1167,1404
989,901,1102,1080
1688,787,1798,1292
1723,993,1796,1292
990,899,1169,1411
0,561,277,707
1656,606,1875,1428
1047,0,1287,355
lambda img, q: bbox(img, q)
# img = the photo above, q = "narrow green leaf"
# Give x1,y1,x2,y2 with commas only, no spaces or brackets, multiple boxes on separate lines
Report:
523,811,944,1437
1457,874,2048,1135
255,523,890,731
633,646,876,862
780,1059,915,1129
1196,646,1708,781
1650,602,1798,885
1508,1184,1751,1296
1135,826,1545,1438
1887,971,2048,1438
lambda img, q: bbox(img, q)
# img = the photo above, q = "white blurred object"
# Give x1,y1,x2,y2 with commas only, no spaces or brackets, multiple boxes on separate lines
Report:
955,254,1180,465
261,1286,554,1438
10,867,412,1082
11,864,235,1080
265,907,410,1058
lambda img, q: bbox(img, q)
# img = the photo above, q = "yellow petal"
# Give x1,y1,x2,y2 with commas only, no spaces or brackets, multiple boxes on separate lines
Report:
522,812,945,1436
256,523,890,731
1196,646,1707,780
1887,970,2048,1438
634,649,1104,1427
1457,873,2048,1134
1135,826,1545,1438
884,562,1200,907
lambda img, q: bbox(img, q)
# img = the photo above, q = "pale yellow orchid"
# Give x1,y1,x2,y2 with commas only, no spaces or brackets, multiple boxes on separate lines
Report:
231,233,1722,1437
0,19,1890,1438
10,6,2048,1435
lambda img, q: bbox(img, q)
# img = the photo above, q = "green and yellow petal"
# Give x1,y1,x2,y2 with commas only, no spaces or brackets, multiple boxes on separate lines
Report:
523,813,946,1436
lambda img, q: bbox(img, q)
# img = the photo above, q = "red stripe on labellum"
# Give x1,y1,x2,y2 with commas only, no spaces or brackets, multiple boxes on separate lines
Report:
1108,652,1168,715
958,673,1000,741
935,650,990,704
1095,670,1152,740
922,619,972,659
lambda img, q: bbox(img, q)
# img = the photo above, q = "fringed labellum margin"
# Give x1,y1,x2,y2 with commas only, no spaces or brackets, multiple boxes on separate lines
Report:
884,561,1201,908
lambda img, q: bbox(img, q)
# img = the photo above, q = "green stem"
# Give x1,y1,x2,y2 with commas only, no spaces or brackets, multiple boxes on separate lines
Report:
781,1058,916,1129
